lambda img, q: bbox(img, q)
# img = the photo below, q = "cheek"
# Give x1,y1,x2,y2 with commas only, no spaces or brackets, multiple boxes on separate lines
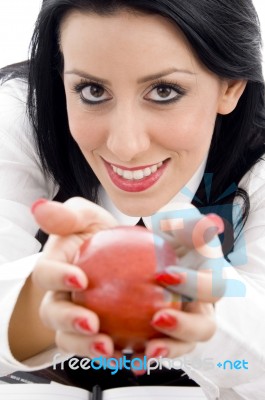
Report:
67,108,105,151
151,105,217,151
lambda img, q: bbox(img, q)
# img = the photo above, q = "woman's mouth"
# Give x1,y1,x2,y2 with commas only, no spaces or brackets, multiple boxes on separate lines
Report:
103,159,169,192
112,161,163,180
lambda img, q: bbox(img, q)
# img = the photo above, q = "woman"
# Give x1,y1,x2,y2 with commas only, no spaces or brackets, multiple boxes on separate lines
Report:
0,0,265,398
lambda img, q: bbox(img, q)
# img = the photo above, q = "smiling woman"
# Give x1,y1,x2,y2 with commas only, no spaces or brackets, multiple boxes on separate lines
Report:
0,1,265,400
60,11,244,216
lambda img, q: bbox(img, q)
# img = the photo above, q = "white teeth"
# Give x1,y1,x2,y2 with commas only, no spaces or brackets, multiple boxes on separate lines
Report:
123,170,133,180
133,170,144,180
144,167,152,176
111,161,164,180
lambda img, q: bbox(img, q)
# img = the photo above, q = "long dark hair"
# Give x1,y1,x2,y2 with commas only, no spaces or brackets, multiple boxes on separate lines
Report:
1,0,265,256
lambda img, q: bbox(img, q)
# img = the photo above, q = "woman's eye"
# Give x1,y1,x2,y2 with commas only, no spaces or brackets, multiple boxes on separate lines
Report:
146,84,183,103
80,84,110,103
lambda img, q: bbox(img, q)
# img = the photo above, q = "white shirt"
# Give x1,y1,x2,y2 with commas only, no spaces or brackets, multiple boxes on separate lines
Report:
0,78,265,400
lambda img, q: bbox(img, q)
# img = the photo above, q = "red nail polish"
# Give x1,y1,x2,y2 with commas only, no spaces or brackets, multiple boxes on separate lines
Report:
91,342,110,356
151,313,177,330
133,368,147,376
31,198,48,214
148,347,169,358
155,272,183,285
74,318,94,333
207,214,224,234
65,275,84,289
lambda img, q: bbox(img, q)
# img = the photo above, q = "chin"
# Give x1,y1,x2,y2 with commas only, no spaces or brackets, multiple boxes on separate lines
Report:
109,188,173,217
115,201,162,218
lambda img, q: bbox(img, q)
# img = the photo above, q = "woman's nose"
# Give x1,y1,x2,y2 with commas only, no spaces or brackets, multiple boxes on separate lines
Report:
106,105,150,162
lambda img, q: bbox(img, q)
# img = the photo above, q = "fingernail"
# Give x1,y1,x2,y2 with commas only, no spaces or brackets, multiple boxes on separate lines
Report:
147,347,169,358
64,275,85,289
207,214,224,234
155,272,184,285
31,198,48,214
151,313,178,330
91,342,111,357
133,368,147,376
73,318,95,334
109,360,117,367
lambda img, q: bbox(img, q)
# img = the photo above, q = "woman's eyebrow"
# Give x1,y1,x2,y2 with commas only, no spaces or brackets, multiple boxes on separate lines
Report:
137,67,195,83
64,70,109,85
64,67,195,85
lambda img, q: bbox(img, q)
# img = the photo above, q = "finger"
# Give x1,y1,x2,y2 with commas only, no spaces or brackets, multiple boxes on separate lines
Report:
31,197,117,235
182,300,215,315
121,352,149,376
55,331,114,358
156,265,226,301
42,233,91,263
162,214,223,249
151,307,216,343
153,201,224,249
40,291,99,335
105,349,148,376
173,245,189,258
130,353,148,376
145,338,195,360
32,259,88,291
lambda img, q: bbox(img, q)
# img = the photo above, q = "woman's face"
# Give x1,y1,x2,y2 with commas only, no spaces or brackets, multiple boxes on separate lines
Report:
61,10,228,216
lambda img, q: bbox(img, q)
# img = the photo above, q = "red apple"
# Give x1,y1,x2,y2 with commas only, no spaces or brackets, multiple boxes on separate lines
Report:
72,226,181,352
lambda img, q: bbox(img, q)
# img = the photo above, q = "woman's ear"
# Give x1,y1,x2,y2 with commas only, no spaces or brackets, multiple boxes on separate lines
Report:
218,79,247,115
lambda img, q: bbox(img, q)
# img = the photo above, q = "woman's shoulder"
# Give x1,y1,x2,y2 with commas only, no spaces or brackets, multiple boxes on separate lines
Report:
0,76,28,103
239,156,265,208
0,77,58,198
0,77,40,164
0,77,28,130
0,77,30,131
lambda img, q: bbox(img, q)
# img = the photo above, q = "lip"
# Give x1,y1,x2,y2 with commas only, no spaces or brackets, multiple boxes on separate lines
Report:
103,158,170,193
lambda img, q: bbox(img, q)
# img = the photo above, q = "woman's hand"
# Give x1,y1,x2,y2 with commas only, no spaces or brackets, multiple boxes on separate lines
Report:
145,208,226,361
31,197,118,358
32,197,225,371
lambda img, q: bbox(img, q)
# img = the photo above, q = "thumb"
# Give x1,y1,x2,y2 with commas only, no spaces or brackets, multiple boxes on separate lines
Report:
31,197,118,235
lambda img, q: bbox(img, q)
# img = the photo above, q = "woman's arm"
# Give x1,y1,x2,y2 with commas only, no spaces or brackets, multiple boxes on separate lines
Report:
0,253,62,375
0,78,59,372
176,162,265,398
0,197,118,374
8,273,55,361
0,78,58,263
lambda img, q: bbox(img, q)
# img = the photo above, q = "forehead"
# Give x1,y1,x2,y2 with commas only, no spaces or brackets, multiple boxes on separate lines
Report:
59,9,197,69
59,8,181,37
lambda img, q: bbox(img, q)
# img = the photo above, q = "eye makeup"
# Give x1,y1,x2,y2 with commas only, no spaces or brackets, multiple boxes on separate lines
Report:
145,79,187,104
71,79,112,105
71,77,187,106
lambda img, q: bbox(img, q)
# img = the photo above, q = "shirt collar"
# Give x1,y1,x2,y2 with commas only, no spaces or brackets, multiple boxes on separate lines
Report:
98,157,207,229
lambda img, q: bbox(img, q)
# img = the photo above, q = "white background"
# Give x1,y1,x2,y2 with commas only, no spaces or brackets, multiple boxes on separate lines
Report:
0,0,264,74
